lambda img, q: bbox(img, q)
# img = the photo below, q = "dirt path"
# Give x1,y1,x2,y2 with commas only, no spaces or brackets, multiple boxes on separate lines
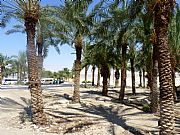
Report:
0,86,179,135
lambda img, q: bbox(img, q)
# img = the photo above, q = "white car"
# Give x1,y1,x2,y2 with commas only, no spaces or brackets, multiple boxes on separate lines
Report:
41,78,54,85
2,78,18,85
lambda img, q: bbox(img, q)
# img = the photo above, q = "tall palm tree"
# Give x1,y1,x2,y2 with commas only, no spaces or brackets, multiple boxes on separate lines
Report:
89,44,113,96
16,51,27,83
81,42,91,88
97,67,101,87
168,4,180,101
152,0,175,134
114,67,120,88
9,51,27,83
129,42,136,94
119,43,127,100
6,9,61,80
91,65,96,86
3,0,47,125
49,0,101,103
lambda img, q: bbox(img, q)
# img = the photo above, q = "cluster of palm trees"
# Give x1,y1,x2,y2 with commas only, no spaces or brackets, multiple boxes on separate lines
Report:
42,67,73,81
1,0,180,134
0,52,27,84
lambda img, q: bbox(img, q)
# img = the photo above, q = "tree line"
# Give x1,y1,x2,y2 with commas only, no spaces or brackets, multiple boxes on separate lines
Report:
1,0,180,134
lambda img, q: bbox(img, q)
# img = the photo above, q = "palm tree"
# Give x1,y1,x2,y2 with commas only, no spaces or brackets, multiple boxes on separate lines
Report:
152,0,175,134
81,42,91,88
119,43,127,100
128,42,136,94
97,67,101,87
6,9,60,80
114,68,120,88
0,54,11,84
91,65,96,86
49,0,101,103
3,0,47,125
168,5,180,101
91,44,113,96
10,51,27,83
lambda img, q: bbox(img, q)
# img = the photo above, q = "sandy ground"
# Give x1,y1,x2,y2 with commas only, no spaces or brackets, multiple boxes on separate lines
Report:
0,84,179,135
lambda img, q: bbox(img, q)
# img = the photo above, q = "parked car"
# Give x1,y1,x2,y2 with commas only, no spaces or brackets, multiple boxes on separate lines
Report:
53,79,64,84
2,78,18,85
41,78,54,85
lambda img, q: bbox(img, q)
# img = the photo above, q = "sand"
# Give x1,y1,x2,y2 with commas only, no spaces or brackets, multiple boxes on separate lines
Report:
0,84,179,135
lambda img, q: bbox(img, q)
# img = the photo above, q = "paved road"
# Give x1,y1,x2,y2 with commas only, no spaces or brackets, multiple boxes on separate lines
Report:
0,82,73,90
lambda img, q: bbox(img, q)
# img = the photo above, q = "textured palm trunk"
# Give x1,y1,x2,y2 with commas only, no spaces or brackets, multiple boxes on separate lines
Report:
119,43,127,101
146,69,152,89
130,58,136,94
17,65,20,84
23,68,26,80
97,67,100,87
92,66,95,86
143,69,145,88
25,19,47,125
115,68,120,88
154,1,175,134
37,35,43,80
151,45,159,113
84,65,88,88
101,65,109,96
102,75,108,96
20,67,22,82
0,65,3,85
139,70,142,87
72,34,82,103
172,71,177,101
170,56,177,101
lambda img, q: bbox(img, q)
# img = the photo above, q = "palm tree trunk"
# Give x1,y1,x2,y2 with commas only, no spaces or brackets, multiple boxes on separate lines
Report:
97,67,100,87
154,1,175,134
146,69,152,89
73,60,81,102
172,70,177,101
23,68,26,80
139,70,142,87
143,69,145,88
119,43,127,101
115,68,120,88
84,65,88,88
92,66,95,86
130,58,136,94
102,74,108,96
151,45,159,113
170,55,177,101
37,35,43,80
0,65,3,85
101,65,109,96
17,65,20,84
25,20,47,125
72,34,82,103
20,67,22,83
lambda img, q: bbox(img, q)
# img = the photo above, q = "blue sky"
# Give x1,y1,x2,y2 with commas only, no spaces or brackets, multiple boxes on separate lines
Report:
0,0,180,72
0,0,75,72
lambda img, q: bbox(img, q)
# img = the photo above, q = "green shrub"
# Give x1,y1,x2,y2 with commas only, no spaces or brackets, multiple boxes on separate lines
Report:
82,80,91,83
142,104,151,113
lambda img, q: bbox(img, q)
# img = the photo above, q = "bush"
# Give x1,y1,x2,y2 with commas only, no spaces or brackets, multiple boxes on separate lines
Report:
142,104,151,113
82,80,91,83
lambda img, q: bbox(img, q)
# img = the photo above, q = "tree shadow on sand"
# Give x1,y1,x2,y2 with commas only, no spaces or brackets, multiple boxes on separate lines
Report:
64,103,145,135
46,99,143,135
0,97,24,108
19,97,32,124
0,96,32,124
